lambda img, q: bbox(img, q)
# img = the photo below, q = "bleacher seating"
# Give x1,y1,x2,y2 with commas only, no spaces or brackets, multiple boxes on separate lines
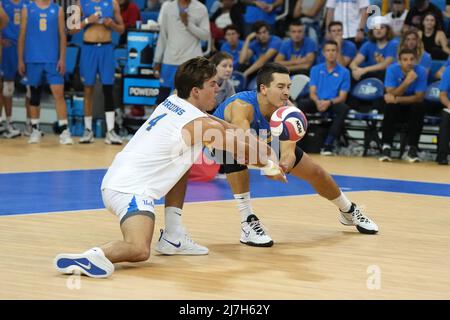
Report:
141,10,159,23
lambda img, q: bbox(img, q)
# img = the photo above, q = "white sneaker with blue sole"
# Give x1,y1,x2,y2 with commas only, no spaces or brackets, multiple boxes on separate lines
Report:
54,247,115,278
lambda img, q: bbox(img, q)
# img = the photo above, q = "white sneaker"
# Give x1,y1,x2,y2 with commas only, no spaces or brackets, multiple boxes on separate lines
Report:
3,125,21,138
23,123,32,137
0,122,6,135
79,128,94,144
105,130,123,145
339,203,379,234
59,129,73,145
155,228,209,255
240,214,274,247
28,128,42,144
54,247,115,278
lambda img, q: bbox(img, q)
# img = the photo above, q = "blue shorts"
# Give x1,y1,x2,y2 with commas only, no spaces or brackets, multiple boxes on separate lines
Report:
1,42,18,81
25,63,64,86
159,64,178,89
80,43,115,86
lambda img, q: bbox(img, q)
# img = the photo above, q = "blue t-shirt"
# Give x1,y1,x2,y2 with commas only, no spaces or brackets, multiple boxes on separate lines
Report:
315,40,357,65
1,0,29,42
419,52,432,71
213,90,272,140
24,2,60,63
439,66,450,100
359,40,398,67
220,40,244,69
385,63,427,96
244,0,277,25
249,35,282,62
278,38,317,61
309,63,351,100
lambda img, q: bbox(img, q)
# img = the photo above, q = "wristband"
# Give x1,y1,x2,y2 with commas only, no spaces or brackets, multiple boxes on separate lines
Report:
84,18,89,25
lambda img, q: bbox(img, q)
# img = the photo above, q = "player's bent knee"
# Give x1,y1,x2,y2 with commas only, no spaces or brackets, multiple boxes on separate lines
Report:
2,81,14,98
132,245,151,262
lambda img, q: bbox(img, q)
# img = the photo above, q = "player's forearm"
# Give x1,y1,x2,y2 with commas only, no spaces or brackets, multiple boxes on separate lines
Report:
389,81,411,97
395,94,424,104
440,93,450,109
109,21,125,34
239,43,251,64
187,21,210,41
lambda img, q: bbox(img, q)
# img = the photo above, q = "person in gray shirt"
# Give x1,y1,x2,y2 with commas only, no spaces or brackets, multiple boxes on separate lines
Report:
210,51,235,109
153,0,210,104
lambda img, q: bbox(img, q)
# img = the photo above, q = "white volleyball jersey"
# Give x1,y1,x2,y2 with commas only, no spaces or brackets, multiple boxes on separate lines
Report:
101,95,207,199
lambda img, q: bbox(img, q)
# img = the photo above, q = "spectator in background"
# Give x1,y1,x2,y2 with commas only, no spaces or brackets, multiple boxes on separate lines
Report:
349,16,398,82
384,0,409,37
403,0,444,32
325,0,369,48
419,13,450,60
0,0,23,139
398,29,431,75
18,0,73,145
241,0,285,36
298,40,351,155
274,21,316,75
119,0,141,29
210,51,235,107
379,48,427,163
220,24,244,70
437,65,450,165
239,21,282,78
153,0,210,105
72,0,125,145
119,0,141,45
381,0,410,16
316,21,357,67
210,0,244,47
292,0,326,44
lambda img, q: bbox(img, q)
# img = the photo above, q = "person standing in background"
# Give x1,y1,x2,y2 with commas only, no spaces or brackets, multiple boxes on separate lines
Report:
153,0,210,106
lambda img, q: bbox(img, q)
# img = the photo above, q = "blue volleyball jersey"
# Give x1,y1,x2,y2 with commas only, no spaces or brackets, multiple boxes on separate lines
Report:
24,2,60,63
213,91,273,141
1,0,29,42
80,0,113,24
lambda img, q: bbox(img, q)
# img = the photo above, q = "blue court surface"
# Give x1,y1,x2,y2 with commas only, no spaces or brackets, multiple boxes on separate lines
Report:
1,169,449,216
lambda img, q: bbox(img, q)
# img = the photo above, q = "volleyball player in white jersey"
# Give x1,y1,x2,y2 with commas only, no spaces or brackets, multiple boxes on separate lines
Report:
54,57,285,278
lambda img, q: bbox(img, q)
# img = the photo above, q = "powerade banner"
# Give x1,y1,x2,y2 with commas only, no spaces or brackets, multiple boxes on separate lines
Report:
123,76,160,105
126,31,159,75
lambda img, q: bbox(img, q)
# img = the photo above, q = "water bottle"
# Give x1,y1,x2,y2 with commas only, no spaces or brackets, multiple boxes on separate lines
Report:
94,118,105,138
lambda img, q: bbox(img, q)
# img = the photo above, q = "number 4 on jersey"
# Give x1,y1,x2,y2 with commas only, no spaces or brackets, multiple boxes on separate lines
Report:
146,113,167,131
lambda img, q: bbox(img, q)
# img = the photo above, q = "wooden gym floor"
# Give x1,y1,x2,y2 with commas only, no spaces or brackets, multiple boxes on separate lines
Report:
0,135,449,299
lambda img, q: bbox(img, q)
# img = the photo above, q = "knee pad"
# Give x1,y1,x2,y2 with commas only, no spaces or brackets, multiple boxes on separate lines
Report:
30,86,42,106
103,85,114,112
2,82,14,98
26,86,31,99
223,163,248,174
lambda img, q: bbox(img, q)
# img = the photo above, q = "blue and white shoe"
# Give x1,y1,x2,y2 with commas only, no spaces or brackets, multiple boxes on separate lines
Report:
155,228,209,255
54,247,115,278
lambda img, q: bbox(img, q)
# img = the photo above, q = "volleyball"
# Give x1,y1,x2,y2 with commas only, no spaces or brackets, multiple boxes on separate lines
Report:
270,106,308,141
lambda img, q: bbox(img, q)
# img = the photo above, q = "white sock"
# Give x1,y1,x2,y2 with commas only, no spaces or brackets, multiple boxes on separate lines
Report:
331,192,353,213
234,192,253,222
6,116,12,125
26,118,31,125
165,206,183,234
84,116,92,131
31,118,39,129
58,119,68,127
105,111,115,132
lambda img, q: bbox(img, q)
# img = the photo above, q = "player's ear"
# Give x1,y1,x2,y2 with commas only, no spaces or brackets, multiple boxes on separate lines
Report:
259,84,268,95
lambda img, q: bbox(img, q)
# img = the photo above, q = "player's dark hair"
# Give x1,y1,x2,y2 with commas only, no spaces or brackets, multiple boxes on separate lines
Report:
323,39,338,49
398,48,417,58
252,21,270,33
175,57,217,99
210,51,233,67
256,63,290,92
223,24,240,35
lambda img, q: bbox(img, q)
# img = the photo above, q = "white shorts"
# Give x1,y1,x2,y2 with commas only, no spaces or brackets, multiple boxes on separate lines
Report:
101,188,156,225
